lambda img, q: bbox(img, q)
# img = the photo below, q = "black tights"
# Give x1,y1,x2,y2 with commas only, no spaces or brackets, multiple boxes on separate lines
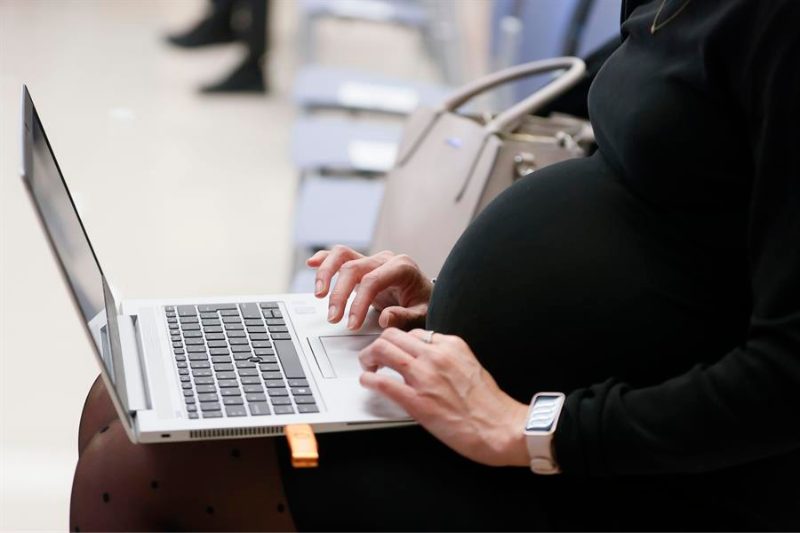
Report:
70,375,295,531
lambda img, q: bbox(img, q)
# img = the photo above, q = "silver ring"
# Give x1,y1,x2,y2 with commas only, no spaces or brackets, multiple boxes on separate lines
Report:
423,330,435,344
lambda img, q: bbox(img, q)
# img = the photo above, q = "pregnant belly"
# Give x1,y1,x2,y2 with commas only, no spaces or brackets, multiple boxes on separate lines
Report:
426,154,748,400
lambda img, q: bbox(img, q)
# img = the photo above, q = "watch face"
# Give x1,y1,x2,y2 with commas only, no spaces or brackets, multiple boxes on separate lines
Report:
525,394,563,432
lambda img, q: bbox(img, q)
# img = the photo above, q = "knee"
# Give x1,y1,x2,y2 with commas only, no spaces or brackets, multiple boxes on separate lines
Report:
78,375,118,456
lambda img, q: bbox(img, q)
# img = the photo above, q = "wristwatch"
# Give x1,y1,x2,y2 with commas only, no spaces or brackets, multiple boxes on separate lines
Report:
524,392,566,475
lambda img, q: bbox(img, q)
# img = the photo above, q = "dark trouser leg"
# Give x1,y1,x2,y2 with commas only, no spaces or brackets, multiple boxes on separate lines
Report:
70,376,295,532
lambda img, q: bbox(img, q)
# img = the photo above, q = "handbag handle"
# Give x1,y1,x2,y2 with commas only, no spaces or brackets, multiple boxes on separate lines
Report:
440,57,586,135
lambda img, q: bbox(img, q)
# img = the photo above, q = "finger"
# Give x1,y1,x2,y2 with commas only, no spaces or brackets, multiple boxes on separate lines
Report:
380,327,431,358
306,250,329,268
378,304,428,330
314,246,363,298
347,259,416,330
359,338,418,380
359,372,422,417
328,255,385,324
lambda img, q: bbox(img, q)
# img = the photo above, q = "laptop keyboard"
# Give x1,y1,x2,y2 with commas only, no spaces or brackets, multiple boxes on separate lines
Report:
165,303,319,419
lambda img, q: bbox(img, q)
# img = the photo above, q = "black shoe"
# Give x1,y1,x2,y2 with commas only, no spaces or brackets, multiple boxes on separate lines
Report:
199,59,266,94
166,16,236,48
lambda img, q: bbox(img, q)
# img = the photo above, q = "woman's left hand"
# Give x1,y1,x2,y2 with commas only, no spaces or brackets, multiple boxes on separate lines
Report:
359,327,531,467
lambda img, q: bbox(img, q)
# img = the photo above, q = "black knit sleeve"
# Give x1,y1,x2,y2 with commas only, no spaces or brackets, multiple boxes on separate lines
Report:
552,2,800,477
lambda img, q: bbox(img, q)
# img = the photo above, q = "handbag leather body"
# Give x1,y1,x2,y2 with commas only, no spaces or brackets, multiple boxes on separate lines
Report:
370,58,592,277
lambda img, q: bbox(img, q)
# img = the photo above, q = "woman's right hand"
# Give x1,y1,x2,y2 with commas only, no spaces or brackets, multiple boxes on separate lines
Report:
307,246,433,331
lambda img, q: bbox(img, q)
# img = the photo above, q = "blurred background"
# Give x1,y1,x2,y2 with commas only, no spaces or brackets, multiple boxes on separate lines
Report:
0,0,619,529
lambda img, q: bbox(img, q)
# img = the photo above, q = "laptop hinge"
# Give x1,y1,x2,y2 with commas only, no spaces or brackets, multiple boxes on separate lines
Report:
117,313,151,413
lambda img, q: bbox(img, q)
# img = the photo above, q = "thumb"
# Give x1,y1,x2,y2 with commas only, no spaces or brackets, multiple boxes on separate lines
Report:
379,304,428,330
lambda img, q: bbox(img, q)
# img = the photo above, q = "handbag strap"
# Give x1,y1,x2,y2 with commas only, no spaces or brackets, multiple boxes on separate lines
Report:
439,57,586,135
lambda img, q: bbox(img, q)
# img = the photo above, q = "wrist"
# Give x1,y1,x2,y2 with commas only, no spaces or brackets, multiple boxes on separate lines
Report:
499,400,531,467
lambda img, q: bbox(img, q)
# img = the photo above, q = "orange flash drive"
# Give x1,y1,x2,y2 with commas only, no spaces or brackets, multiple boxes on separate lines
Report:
285,424,319,468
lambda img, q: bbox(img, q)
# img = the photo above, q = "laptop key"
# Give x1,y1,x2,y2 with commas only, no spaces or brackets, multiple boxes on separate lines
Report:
216,371,236,380
188,353,208,361
226,330,246,338
223,397,244,406
210,348,230,355
192,369,212,378
270,310,283,319
245,319,263,327
236,361,255,369
288,379,308,388
173,348,185,355
199,312,217,320
211,356,231,364
243,384,264,393
185,397,196,404
217,379,239,388
197,305,218,313
273,340,305,379
249,334,269,341
167,318,177,324
264,379,285,388
181,324,200,331
179,316,199,324
262,371,282,380
291,388,312,396
294,396,316,405
177,362,188,369
239,303,262,319
207,340,227,348
214,363,234,372
221,388,241,397
240,376,261,385
183,390,194,397
180,375,191,383
194,376,215,385
231,345,253,353
220,309,240,317
187,345,207,353
254,348,274,356
205,333,225,341
297,404,319,414
202,411,223,418
202,319,221,327
182,382,193,390
246,393,267,402
259,302,279,309
204,326,223,334
229,339,249,346
268,388,289,397
252,341,272,349
225,323,244,330
189,412,199,419
260,363,280,372
233,353,253,361
177,305,196,316
175,354,186,362
247,326,266,334
225,405,248,417
186,404,197,412
274,405,294,415
179,369,190,376
183,331,203,338
268,326,288,334
266,319,285,326
196,385,217,394
238,368,258,377
172,342,183,349
270,397,292,406
190,361,210,369
249,402,270,416
222,316,242,324
185,338,205,346
198,393,219,403
272,333,292,340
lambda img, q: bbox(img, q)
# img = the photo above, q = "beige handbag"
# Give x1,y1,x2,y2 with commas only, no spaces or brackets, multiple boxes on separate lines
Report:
370,58,591,277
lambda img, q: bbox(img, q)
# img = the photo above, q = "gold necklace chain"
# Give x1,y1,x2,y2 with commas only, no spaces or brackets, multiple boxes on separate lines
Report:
650,0,693,34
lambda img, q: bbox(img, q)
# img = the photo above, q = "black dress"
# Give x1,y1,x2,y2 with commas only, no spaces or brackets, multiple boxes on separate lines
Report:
278,0,800,529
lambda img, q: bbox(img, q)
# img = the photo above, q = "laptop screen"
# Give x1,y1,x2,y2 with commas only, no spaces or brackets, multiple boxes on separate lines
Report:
24,90,106,346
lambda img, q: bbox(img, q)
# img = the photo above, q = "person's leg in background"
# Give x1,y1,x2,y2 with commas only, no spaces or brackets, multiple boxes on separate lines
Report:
70,376,294,532
167,0,238,49
200,0,269,94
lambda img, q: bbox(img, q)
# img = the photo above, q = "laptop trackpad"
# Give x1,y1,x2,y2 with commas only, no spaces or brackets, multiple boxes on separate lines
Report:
318,335,378,378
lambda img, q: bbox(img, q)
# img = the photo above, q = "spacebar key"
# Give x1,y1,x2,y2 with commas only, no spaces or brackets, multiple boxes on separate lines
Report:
273,340,305,379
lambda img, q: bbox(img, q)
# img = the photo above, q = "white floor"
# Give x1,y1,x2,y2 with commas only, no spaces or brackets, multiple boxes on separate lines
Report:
0,1,486,529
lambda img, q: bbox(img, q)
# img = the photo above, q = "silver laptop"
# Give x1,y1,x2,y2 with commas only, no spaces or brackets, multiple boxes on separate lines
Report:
21,86,412,443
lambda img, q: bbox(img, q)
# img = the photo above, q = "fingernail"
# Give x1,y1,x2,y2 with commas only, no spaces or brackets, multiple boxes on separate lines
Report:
347,315,357,329
327,305,337,321
315,279,323,295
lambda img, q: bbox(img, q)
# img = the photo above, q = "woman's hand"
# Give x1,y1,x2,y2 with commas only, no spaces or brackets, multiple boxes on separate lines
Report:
359,327,530,467
307,246,433,331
